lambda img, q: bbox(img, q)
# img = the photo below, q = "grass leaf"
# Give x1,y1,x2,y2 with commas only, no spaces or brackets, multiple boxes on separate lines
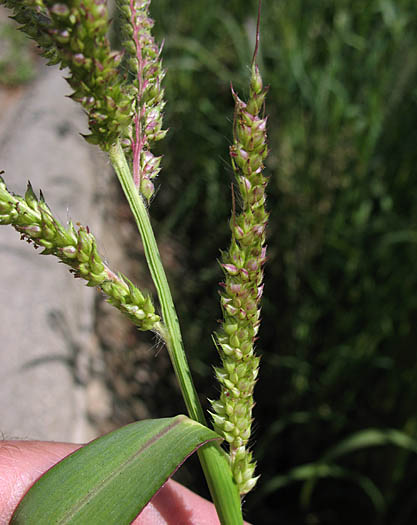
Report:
12,415,221,524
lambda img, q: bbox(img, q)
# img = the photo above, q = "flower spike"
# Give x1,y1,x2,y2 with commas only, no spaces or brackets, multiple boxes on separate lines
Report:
1,0,134,149
0,177,161,333
210,57,268,495
116,0,167,201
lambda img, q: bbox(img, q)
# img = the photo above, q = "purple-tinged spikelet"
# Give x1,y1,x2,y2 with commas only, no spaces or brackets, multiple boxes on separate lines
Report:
117,0,167,200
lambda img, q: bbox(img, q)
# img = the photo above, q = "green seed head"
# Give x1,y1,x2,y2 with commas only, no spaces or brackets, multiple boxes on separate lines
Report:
211,54,268,494
0,177,160,333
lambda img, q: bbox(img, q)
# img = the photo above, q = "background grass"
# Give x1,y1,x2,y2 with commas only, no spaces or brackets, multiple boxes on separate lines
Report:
146,1,417,523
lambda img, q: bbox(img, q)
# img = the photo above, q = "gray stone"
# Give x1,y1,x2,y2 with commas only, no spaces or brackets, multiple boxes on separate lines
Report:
0,64,108,443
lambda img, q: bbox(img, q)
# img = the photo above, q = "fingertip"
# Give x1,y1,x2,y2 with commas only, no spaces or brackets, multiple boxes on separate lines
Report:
0,440,80,524
133,480,221,525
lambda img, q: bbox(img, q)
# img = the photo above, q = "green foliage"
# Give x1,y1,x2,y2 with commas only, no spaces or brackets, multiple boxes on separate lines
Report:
0,20,35,86
142,1,417,523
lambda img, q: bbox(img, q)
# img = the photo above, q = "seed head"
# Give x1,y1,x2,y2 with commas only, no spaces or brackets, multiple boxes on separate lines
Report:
116,0,167,201
211,60,268,495
2,0,135,148
0,177,161,332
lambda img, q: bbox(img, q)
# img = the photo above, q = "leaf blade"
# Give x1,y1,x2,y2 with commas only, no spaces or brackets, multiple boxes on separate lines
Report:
12,415,221,524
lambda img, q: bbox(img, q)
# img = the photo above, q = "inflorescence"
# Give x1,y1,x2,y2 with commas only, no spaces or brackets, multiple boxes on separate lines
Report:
0,176,160,332
210,64,268,496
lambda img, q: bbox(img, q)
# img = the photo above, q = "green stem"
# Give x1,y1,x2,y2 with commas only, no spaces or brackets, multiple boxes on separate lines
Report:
109,142,202,421
108,142,243,525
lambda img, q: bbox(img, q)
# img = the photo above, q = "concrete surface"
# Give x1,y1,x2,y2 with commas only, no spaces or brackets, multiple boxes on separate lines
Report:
0,64,108,443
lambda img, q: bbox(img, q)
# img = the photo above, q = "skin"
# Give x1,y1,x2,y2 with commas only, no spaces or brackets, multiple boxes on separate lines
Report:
0,440,242,525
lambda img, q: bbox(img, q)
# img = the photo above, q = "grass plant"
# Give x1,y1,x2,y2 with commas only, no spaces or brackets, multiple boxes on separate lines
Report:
0,1,268,523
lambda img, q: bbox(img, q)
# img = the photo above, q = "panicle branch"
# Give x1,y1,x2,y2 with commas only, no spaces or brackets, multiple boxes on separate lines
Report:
0,175,161,332
116,0,167,201
2,0,168,197
210,63,268,495
1,0,134,149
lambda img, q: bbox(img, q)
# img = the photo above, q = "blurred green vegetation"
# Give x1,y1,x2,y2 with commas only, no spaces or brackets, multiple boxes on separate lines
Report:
146,1,417,523
0,19,35,86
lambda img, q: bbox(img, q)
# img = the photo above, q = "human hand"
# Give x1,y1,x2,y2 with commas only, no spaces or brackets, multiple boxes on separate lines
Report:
0,440,237,525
